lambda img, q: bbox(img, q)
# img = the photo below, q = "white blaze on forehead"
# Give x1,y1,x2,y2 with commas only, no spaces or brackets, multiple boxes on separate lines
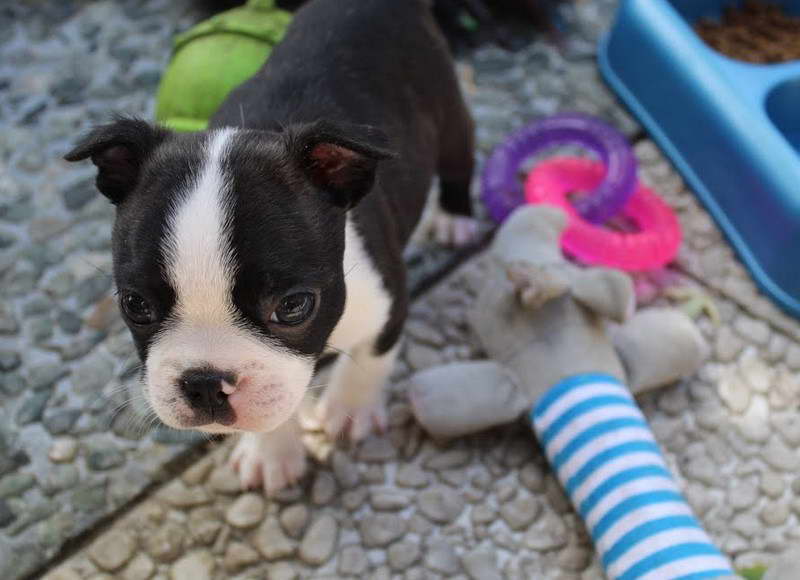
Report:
163,129,238,324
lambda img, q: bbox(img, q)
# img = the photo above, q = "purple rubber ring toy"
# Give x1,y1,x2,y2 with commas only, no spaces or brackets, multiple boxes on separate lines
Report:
481,112,638,224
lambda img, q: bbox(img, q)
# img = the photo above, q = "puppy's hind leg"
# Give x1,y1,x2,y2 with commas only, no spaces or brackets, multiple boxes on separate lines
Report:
433,97,479,247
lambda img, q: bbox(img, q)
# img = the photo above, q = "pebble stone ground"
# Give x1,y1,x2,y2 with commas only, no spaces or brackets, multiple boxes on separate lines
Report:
1,0,798,579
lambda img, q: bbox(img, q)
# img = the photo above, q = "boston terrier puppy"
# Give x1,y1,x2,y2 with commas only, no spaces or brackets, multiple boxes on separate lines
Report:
65,0,475,494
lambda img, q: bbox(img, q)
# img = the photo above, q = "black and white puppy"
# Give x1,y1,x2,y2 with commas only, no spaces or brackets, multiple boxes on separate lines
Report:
65,0,475,494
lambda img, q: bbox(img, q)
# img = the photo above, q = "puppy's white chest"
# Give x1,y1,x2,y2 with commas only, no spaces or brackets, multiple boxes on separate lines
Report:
327,219,392,352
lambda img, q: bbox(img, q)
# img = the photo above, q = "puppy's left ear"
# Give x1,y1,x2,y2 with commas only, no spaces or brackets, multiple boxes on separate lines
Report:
290,120,395,209
64,117,169,205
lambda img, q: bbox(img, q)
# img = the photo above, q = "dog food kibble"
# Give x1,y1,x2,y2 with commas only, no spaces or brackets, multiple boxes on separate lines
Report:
695,1,800,64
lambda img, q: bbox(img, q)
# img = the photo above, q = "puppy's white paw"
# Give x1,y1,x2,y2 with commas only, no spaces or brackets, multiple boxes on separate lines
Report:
230,431,307,496
316,391,387,442
433,213,479,247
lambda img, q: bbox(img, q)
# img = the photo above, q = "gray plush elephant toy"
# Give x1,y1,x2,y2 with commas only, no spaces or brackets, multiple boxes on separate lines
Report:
410,204,708,439
408,205,735,580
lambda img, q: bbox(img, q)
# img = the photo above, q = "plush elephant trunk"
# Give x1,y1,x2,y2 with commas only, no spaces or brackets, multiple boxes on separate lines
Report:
409,361,530,439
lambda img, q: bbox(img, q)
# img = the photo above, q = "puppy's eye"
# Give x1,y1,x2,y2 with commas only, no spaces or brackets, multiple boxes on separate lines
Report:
270,292,316,326
120,292,156,325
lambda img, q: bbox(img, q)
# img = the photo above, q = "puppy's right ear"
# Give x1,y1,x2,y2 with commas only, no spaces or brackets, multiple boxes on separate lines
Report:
64,118,169,204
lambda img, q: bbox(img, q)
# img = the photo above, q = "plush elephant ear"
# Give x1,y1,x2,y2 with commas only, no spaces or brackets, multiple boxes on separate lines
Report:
506,262,569,310
571,267,634,323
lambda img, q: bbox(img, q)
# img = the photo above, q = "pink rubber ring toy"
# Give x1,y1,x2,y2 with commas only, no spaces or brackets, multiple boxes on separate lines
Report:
525,157,682,271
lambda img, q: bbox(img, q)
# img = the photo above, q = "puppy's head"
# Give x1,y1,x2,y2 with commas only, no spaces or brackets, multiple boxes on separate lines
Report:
65,117,392,434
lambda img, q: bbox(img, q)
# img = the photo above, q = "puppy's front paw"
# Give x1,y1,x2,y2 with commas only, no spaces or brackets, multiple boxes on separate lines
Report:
433,213,479,247
230,431,307,496
316,391,387,443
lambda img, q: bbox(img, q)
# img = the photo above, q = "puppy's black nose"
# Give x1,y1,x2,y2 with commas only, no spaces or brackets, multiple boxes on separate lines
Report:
179,368,233,414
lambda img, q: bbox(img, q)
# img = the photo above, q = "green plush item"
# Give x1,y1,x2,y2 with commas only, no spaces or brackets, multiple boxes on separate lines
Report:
155,0,291,132
737,566,767,580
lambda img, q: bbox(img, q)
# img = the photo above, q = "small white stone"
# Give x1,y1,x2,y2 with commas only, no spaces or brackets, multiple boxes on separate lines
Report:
299,514,338,565
225,493,264,528
388,541,421,570
425,540,461,575
764,548,800,580
760,472,785,499
519,464,545,492
160,480,212,508
253,517,295,560
718,369,751,414
395,464,428,488
268,562,298,580
121,553,156,580
48,437,78,463
500,496,541,530
731,513,760,538
734,315,771,345
417,486,465,523
461,547,501,580
769,368,800,410
558,545,592,572
370,487,412,511
471,504,496,525
694,403,725,432
182,457,214,486
208,465,241,494
733,394,771,443
773,412,800,446
311,473,337,506
786,343,800,371
331,451,360,488
686,483,712,517
738,347,773,393
424,449,471,470
714,326,743,362
170,551,214,580
761,500,790,526
338,545,368,576
658,385,690,415
523,514,568,551
89,530,137,572
728,480,759,511
222,542,260,573
766,334,789,362
469,466,492,490
342,487,368,512
684,455,717,486
279,504,309,538
359,513,406,547
764,437,800,472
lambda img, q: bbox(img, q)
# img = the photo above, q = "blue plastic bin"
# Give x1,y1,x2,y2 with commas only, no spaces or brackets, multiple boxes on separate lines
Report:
599,0,800,317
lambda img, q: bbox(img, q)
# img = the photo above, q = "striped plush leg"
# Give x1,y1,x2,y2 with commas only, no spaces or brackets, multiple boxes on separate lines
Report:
531,373,733,580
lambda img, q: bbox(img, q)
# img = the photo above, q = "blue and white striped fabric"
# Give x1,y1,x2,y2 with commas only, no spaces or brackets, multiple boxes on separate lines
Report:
531,373,733,580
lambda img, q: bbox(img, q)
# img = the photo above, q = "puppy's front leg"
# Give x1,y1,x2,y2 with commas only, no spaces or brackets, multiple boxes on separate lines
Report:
230,415,307,496
317,341,399,441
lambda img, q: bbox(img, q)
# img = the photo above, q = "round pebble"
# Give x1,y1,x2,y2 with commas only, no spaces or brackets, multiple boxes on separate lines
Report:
48,437,78,463
225,493,264,528
298,514,338,565
88,530,136,572
170,550,214,580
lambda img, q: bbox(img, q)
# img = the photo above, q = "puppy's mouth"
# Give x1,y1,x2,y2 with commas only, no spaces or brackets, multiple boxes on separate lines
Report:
150,371,307,434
